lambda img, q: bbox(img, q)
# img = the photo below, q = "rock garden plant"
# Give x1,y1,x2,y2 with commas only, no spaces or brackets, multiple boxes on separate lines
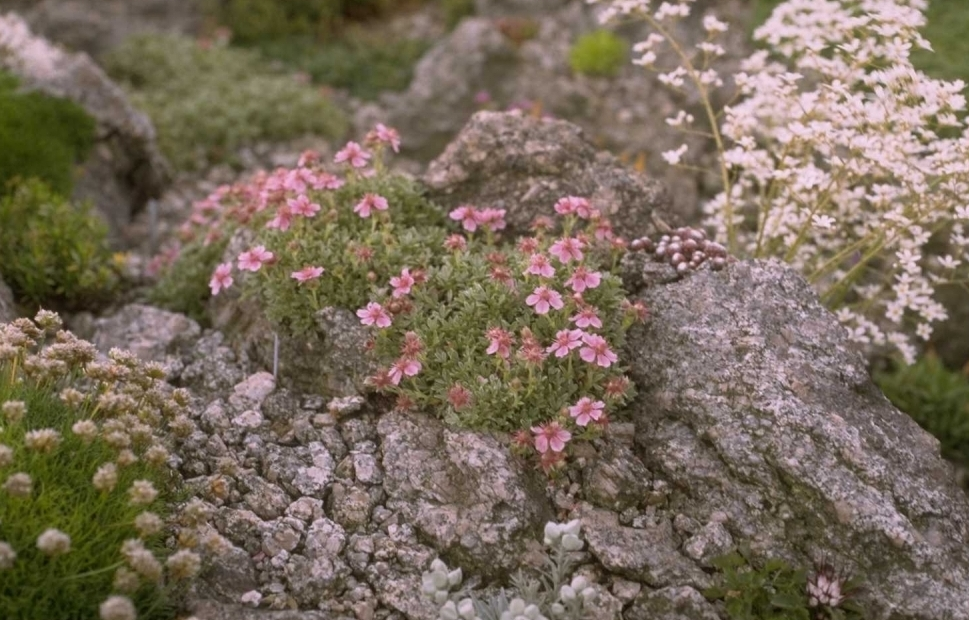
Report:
0,311,222,620
590,0,969,363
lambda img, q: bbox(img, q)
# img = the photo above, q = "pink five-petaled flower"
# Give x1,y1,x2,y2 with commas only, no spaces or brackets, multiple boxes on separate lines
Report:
291,266,324,284
267,204,294,231
531,421,571,454
357,302,393,328
485,327,513,359
569,397,606,427
388,358,421,385
367,123,401,153
288,195,321,218
477,208,507,232
237,246,275,272
566,266,602,293
579,333,618,368
209,263,233,295
354,193,389,218
335,141,371,168
525,286,564,315
524,253,555,278
571,306,603,329
390,268,416,298
444,234,467,251
449,205,479,232
549,237,585,263
546,329,585,358
447,384,473,411
553,196,592,218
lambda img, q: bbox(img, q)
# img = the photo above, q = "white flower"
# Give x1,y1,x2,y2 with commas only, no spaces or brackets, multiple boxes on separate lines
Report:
703,14,729,34
99,595,136,620
812,215,836,230
36,529,71,556
662,144,689,165
0,541,15,569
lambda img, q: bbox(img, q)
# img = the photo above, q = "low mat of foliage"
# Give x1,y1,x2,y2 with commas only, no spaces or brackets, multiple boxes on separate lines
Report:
0,70,95,196
103,34,348,171
0,178,119,311
875,353,969,470
569,30,629,78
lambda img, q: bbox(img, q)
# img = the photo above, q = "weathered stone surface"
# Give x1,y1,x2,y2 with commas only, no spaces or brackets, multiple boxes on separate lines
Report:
0,14,171,235
423,111,674,240
0,275,16,323
90,303,199,371
582,442,652,512
625,586,720,620
378,410,554,578
627,259,969,619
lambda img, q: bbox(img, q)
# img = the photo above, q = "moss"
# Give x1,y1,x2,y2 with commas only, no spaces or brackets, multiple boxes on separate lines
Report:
0,71,96,196
569,30,629,78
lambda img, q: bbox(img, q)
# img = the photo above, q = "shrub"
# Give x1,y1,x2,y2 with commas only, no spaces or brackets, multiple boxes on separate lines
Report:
703,549,864,620
422,520,603,620
149,236,229,325
875,353,969,469
441,0,476,29
0,312,214,620
0,178,119,310
204,0,397,43
251,32,431,101
104,34,348,171
568,30,628,78
592,0,969,364
0,70,95,196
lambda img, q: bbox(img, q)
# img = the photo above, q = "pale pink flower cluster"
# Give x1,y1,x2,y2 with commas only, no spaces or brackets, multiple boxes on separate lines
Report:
593,0,969,363
0,13,65,80
448,205,508,233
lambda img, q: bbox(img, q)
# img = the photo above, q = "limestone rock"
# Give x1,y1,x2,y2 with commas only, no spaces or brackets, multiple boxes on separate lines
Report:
0,275,16,323
90,303,199,373
423,110,674,240
627,259,969,619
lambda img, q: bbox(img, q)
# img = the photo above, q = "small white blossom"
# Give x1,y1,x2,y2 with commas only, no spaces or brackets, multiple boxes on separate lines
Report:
661,144,689,165
36,528,71,556
99,595,136,620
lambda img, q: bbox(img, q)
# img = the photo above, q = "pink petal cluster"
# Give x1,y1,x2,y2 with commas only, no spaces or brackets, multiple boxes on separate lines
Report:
485,327,513,358
566,266,602,293
357,302,392,328
390,268,416,298
288,195,321,217
524,253,555,278
209,262,234,295
354,193,389,218
366,123,401,153
291,266,324,283
553,196,593,219
569,397,605,427
444,234,467,251
525,286,564,315
388,358,421,385
238,246,274,272
579,333,618,368
572,306,603,329
549,237,585,263
335,141,371,168
532,421,571,454
546,329,584,358
448,205,506,232
266,204,294,231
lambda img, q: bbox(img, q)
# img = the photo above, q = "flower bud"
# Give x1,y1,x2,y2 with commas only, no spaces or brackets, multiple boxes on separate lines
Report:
458,598,476,619
448,568,463,587
440,600,459,620
561,534,583,551
559,585,576,602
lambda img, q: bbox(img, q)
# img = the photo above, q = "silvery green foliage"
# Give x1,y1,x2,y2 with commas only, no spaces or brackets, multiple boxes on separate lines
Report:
422,520,601,620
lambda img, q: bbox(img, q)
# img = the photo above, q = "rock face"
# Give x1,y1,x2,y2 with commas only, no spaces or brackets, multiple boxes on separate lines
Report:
0,14,171,236
89,303,200,375
0,275,15,323
8,0,202,59
625,259,969,620
423,110,675,240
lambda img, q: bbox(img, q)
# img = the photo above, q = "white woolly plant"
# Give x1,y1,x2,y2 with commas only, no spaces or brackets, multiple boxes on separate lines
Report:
421,520,600,620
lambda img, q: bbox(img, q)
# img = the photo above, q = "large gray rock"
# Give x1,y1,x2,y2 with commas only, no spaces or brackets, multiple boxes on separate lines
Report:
0,275,16,323
423,110,675,240
8,0,202,59
626,259,969,620
0,14,171,236
90,303,200,374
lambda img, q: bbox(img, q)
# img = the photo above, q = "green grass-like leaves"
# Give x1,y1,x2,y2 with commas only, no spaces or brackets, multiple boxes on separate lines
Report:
569,30,629,78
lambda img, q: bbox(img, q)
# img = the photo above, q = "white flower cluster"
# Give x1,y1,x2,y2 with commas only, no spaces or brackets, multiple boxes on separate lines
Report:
590,0,969,363
0,13,64,80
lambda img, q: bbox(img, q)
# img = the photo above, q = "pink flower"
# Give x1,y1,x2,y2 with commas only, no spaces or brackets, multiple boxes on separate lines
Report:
571,306,603,329
566,266,602,293
297,150,319,167
390,268,416,298
310,172,344,190
209,263,234,295
266,204,294,231
447,384,473,410
367,123,401,153
478,208,507,232
569,397,605,427
449,205,479,232
531,421,572,454
335,141,371,168
485,327,513,359
517,237,540,254
546,329,584,358
357,302,392,328
579,333,618,368
444,235,467,251
288,195,321,218
524,253,555,278
549,237,585,263
388,358,421,385
291,266,324,283
554,196,590,217
354,193,389,218
525,286,564,315
237,246,275,272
